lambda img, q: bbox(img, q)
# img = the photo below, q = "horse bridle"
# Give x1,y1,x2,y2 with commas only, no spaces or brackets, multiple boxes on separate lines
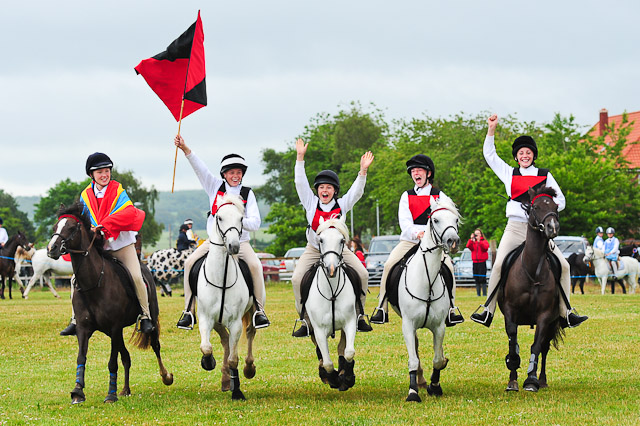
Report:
52,214,99,257
316,228,347,339
211,202,244,247
528,194,559,233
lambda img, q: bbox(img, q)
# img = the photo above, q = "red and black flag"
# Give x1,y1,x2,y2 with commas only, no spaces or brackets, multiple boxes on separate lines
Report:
135,11,206,121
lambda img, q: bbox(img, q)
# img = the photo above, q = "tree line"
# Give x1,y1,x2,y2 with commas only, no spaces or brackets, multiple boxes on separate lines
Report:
258,104,640,255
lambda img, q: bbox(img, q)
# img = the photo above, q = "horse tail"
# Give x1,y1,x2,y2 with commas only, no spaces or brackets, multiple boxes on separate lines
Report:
129,262,160,350
549,318,565,350
129,318,160,350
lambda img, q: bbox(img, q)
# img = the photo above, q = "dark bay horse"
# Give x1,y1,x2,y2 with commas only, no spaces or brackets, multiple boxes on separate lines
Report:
498,186,564,392
47,203,173,403
568,253,592,294
0,231,30,299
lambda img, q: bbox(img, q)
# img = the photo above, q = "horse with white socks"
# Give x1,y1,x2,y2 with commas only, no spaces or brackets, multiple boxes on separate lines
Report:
584,246,639,294
391,196,461,402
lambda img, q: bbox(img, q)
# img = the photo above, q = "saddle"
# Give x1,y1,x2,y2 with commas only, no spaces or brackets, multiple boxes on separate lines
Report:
299,262,363,318
188,253,253,298
498,242,561,291
384,245,454,315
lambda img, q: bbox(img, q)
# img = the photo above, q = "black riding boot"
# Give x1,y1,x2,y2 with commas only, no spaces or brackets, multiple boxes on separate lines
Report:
253,310,270,329
60,319,77,336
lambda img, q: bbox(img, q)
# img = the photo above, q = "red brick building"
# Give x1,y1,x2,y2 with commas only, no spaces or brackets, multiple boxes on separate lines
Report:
588,108,640,170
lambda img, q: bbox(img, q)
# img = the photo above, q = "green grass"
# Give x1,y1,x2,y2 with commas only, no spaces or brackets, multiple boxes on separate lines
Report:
0,281,639,425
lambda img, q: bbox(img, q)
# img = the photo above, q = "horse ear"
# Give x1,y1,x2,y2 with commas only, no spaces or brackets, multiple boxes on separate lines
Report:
527,186,536,199
319,216,325,225
430,195,437,206
340,214,347,224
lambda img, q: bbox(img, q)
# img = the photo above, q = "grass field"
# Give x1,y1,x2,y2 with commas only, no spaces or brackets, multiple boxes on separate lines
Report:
0,281,639,425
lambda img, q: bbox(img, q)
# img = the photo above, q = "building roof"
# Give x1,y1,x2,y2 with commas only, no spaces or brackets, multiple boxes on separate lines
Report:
588,110,640,169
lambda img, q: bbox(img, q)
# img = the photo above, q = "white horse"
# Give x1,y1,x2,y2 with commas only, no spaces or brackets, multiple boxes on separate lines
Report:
584,246,639,294
305,215,358,391
197,194,256,401
13,245,34,290
391,196,460,402
22,248,66,299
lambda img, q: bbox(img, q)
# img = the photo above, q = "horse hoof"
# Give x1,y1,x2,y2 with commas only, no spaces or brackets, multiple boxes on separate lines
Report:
104,394,118,403
539,381,548,389
318,367,329,384
119,388,131,396
505,380,519,392
201,354,216,371
162,373,174,386
243,363,256,379
71,397,85,405
327,370,342,389
523,377,539,392
427,383,443,396
406,390,422,403
232,389,246,401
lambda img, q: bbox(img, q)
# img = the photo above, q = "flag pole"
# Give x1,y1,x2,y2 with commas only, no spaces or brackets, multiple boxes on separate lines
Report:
171,98,186,193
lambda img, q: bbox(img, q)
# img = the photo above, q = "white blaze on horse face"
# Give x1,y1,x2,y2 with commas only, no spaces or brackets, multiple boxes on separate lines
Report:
47,218,68,253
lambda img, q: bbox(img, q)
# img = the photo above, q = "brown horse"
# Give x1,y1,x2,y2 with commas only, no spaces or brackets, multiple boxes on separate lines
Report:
498,186,564,392
47,202,173,403
0,231,30,299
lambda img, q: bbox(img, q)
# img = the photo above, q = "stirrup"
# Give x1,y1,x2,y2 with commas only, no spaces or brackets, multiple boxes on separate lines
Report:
252,310,270,329
356,314,373,332
370,306,388,324
292,318,310,337
177,311,195,330
447,307,464,324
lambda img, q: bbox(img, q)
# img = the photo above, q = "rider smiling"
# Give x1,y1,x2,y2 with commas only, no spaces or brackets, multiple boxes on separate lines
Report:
470,114,587,329
174,135,269,331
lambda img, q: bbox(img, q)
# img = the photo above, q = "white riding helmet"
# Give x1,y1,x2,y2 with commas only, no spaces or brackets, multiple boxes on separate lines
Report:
606,227,615,234
595,226,603,233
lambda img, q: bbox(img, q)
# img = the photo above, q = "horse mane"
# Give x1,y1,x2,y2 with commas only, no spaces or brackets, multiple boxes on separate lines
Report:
56,202,107,256
217,194,245,214
316,217,350,241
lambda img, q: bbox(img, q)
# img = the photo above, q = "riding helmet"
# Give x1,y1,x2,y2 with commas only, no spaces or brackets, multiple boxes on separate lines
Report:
220,154,248,177
314,170,340,195
606,227,615,234
511,136,538,162
184,219,193,225
179,224,189,232
595,226,604,233
85,152,113,177
406,154,435,181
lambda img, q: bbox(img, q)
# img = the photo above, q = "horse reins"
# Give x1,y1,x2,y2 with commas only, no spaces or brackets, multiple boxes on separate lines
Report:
316,237,347,339
522,194,558,285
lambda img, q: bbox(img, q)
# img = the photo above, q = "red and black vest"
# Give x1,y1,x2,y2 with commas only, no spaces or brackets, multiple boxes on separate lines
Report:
510,168,548,203
309,200,342,232
210,182,251,216
407,187,441,225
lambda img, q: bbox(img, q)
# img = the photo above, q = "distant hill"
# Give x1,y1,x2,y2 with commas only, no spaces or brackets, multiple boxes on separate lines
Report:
15,196,39,220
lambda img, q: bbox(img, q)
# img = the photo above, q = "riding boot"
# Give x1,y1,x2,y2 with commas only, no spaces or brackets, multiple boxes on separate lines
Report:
253,310,270,329
560,309,588,329
60,319,77,336
357,316,373,332
470,307,493,328
370,300,389,324
177,311,196,330
138,315,155,334
445,307,464,327
292,322,310,338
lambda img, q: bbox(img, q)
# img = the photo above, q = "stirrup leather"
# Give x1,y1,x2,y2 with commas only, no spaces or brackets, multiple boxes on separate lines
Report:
177,311,195,330
370,306,387,324
292,318,310,337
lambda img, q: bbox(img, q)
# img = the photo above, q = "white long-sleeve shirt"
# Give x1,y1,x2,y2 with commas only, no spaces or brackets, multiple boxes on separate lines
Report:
398,184,453,243
483,135,565,222
186,151,261,243
0,227,8,247
295,161,366,249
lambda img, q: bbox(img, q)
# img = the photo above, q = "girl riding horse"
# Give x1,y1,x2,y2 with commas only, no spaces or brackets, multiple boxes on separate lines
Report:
173,135,269,331
291,138,374,337
59,152,153,336
470,114,587,329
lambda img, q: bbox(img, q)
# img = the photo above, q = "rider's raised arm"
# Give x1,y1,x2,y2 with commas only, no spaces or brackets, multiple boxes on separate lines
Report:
545,173,566,212
294,160,317,212
338,151,373,212
186,151,224,197
483,115,512,186
243,190,261,232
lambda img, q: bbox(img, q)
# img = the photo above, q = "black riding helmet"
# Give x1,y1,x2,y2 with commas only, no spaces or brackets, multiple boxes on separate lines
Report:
314,170,340,195
85,152,113,177
512,136,538,163
220,154,248,178
406,154,435,182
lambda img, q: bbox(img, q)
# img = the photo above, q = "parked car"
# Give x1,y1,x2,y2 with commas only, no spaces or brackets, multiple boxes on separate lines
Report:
553,236,589,259
452,248,492,286
256,253,280,282
279,247,305,281
365,235,401,286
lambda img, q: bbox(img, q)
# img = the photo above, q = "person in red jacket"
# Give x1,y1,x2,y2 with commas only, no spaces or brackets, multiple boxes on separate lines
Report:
350,237,366,267
466,228,489,297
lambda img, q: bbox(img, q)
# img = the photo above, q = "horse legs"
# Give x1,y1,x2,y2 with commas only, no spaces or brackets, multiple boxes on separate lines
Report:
149,328,174,386
226,320,246,400
402,322,422,402
600,277,607,295
104,334,123,403
505,320,520,392
427,323,448,397
213,322,231,391
22,274,39,299
71,329,92,404
242,310,256,380
579,278,585,295
538,339,550,389
337,320,357,391
312,332,341,389
199,318,217,372
0,277,4,299
523,323,548,392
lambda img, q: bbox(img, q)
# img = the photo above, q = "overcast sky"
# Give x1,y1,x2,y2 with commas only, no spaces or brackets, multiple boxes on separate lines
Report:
2,1,638,197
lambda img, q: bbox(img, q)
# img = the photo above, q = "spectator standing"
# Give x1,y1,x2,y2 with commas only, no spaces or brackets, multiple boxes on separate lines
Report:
466,228,489,296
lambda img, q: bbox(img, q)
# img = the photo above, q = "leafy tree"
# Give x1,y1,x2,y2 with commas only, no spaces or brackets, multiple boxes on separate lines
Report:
0,190,35,241
33,169,162,247
263,203,307,256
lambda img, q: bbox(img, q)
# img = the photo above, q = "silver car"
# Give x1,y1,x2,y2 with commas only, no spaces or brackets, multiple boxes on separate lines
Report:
453,248,492,286
278,247,305,281
365,235,401,286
